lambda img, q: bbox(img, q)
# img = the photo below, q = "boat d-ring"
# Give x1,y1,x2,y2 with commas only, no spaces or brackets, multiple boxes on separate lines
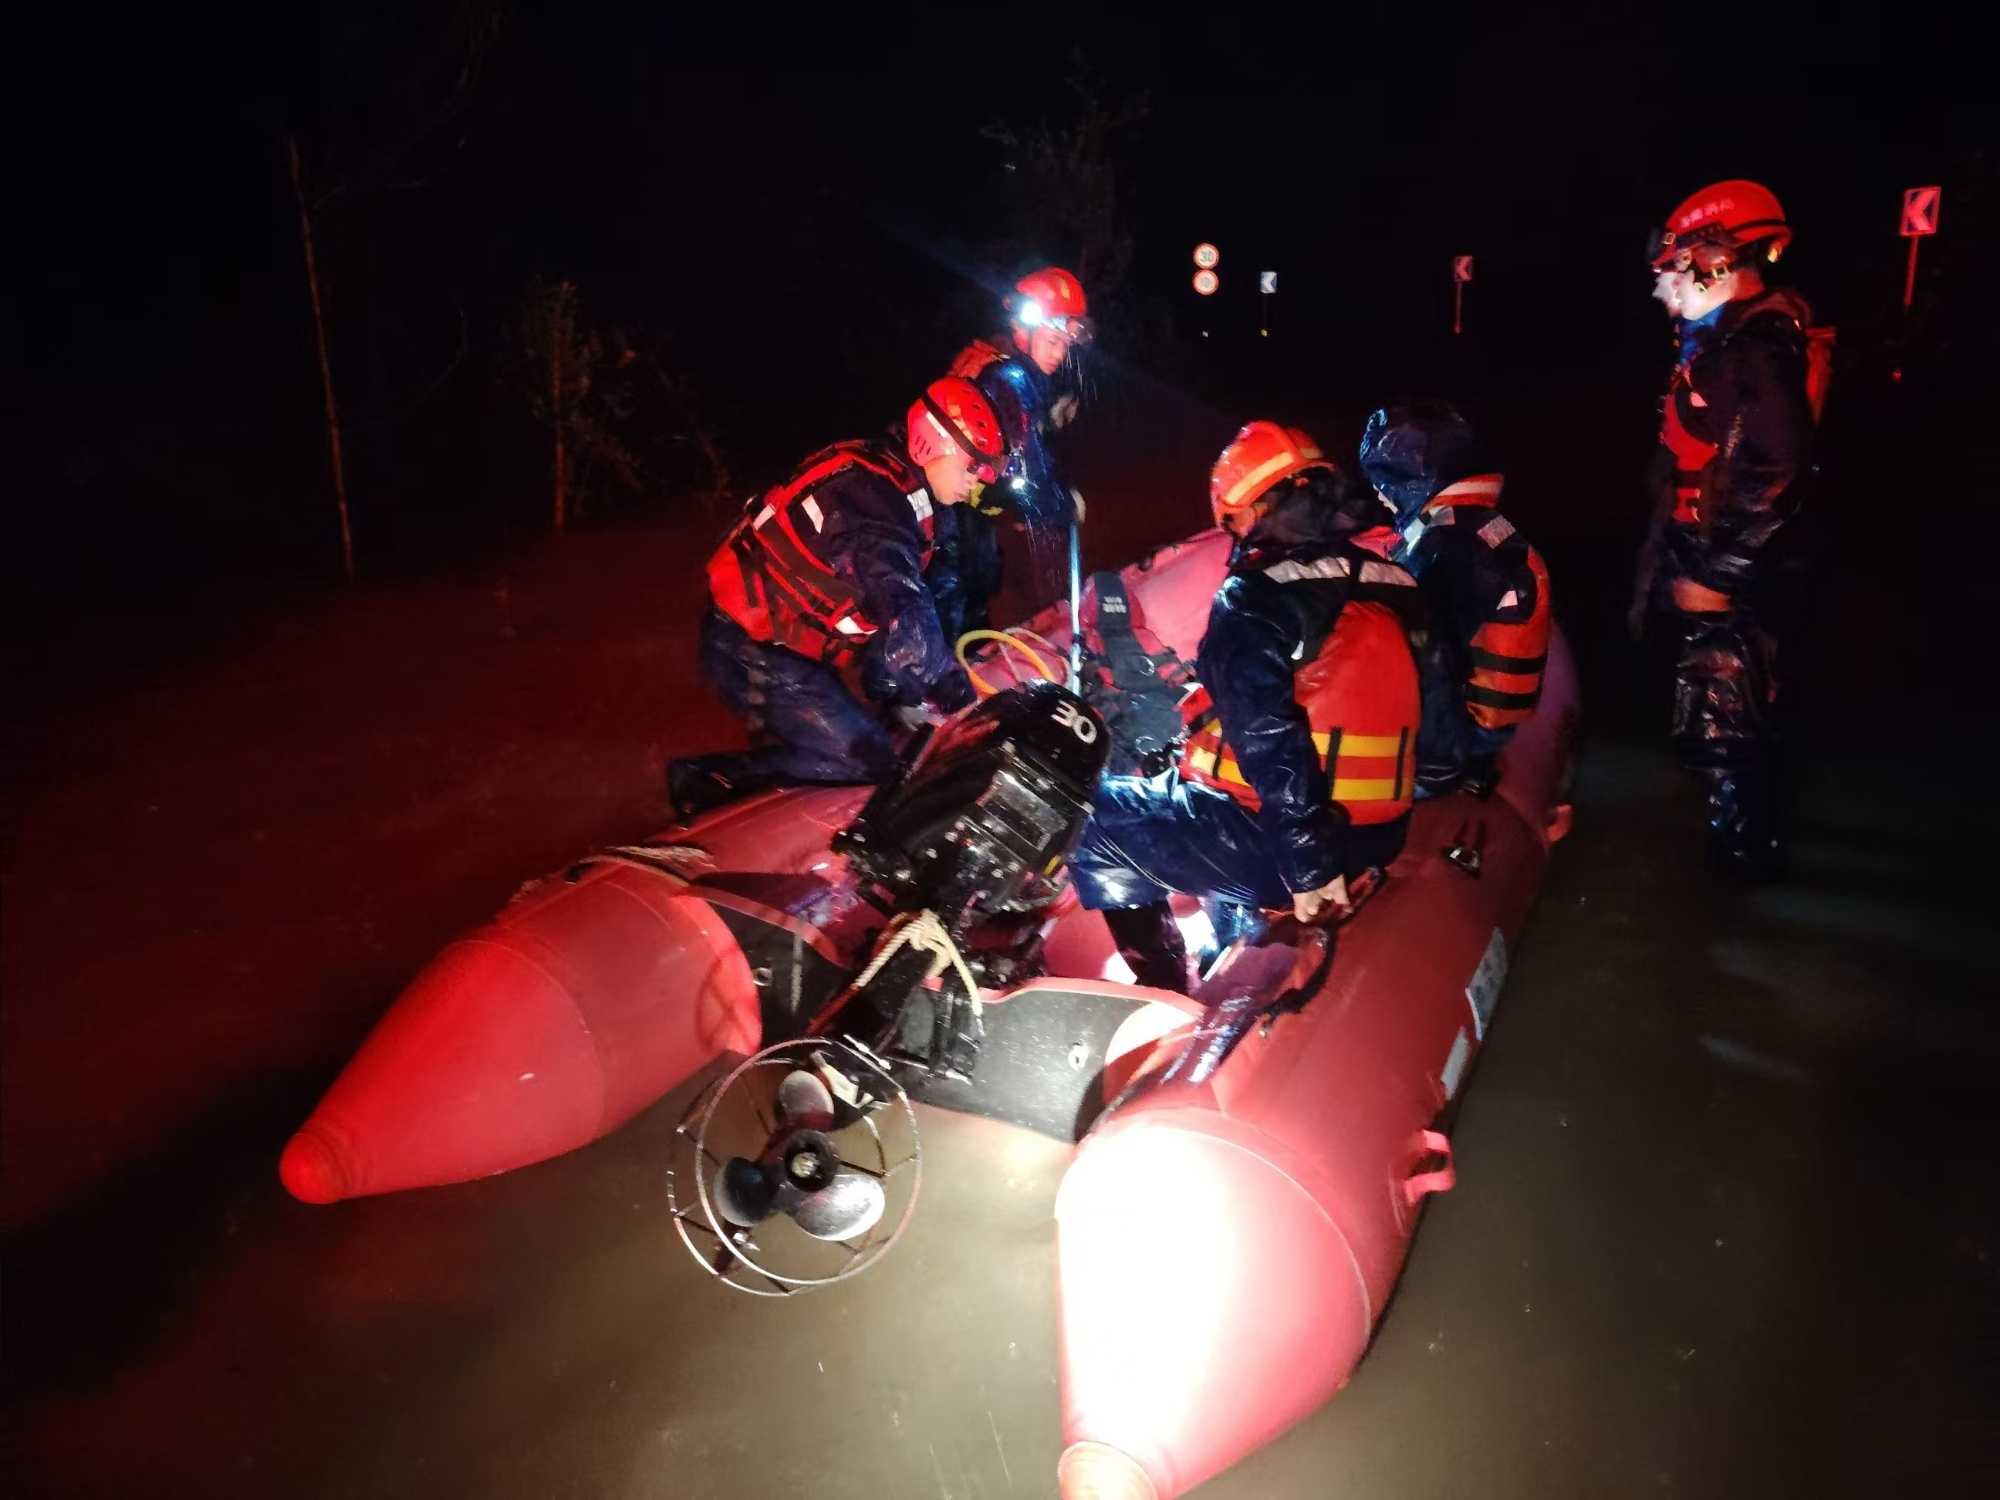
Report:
1441,818,1486,876
1402,1129,1456,1205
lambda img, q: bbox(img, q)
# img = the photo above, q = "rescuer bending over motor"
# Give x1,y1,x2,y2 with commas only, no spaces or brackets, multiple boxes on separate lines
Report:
1359,400,1552,798
931,266,1092,636
1631,180,1824,877
1067,422,1424,993
666,377,1009,820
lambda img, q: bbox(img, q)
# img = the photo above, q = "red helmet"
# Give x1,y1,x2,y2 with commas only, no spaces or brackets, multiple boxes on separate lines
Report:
907,376,1006,483
1009,267,1092,342
1649,179,1791,273
1210,421,1333,525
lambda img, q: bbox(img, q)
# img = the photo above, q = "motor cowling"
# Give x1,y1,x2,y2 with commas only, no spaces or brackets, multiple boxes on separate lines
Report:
836,681,1109,928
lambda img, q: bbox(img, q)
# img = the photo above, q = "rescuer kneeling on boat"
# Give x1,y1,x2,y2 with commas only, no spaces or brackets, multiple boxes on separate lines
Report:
1359,399,1552,798
667,377,1008,820
933,265,1092,636
1631,180,1823,877
1068,422,1424,993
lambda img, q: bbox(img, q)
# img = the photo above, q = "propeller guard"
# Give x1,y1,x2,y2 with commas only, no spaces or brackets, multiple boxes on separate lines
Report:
667,1038,921,1296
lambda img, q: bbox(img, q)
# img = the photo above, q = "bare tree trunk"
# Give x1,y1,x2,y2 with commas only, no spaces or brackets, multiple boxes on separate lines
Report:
287,137,355,580
551,282,571,535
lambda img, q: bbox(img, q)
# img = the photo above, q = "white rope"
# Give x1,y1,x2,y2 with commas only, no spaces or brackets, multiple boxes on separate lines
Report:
606,843,717,875
847,909,984,1019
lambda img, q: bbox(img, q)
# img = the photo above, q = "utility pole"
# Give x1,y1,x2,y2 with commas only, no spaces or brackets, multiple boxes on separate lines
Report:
287,137,354,580
550,286,567,536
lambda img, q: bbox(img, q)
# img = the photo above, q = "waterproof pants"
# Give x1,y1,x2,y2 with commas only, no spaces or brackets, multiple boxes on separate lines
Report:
680,609,897,789
1672,606,1781,868
1414,641,1513,797
1070,770,1409,912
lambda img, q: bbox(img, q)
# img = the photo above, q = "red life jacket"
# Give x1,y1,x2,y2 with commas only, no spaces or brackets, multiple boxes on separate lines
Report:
705,442,935,663
1178,555,1420,826
948,339,1007,381
1660,367,1715,525
1659,293,1832,525
1412,476,1553,729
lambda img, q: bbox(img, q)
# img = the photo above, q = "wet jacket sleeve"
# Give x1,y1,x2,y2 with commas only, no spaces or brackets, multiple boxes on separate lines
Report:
1199,574,1347,894
924,507,972,646
820,472,972,712
925,504,1003,643
1692,317,1815,593
983,362,1069,525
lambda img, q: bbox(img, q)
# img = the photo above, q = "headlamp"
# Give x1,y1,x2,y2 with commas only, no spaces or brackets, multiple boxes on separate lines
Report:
1013,299,1093,345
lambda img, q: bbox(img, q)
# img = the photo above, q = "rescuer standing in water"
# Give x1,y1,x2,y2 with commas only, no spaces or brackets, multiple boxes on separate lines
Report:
1068,422,1423,993
1632,180,1824,877
667,377,1008,820
932,266,1091,636
1359,400,1552,798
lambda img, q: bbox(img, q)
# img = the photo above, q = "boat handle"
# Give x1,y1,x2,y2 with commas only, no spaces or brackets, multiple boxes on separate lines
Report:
1402,1129,1456,1204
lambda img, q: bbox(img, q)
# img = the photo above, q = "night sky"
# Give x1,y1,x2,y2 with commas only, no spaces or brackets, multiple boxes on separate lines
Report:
25,10,1990,612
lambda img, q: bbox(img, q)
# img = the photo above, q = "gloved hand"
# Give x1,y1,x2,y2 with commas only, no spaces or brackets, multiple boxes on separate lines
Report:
1291,873,1351,925
887,703,942,734
1050,394,1080,429
1069,487,1087,523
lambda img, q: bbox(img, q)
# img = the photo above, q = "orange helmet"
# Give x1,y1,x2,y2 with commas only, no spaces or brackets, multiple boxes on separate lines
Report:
1649,179,1791,273
907,376,1006,483
1009,267,1092,342
1209,421,1334,526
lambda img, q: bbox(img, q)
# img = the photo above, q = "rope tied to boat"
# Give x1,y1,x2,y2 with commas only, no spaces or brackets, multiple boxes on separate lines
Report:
848,909,984,1019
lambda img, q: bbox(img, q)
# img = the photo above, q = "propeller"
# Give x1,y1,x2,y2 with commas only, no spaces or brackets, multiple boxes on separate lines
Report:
711,1068,887,1243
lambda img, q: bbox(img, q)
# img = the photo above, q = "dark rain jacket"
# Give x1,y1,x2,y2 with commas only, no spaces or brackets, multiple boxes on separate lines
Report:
1656,289,1817,596
712,446,972,712
948,337,1076,593
926,502,1006,643
1360,405,1549,776
1195,487,1421,894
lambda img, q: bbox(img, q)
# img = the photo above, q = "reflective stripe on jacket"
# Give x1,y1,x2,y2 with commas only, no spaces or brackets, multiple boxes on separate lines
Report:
1179,554,1420,827
706,441,935,663
1403,476,1551,730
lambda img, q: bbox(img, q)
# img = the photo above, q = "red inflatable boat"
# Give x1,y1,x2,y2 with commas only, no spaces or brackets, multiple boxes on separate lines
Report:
279,527,1578,1498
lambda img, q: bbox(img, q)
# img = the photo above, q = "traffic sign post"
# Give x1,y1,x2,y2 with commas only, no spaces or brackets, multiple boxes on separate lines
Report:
1452,256,1474,335
1191,245,1220,337
1901,186,1939,310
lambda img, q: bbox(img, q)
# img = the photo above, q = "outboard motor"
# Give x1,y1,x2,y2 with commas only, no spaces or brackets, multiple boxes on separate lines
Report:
836,680,1108,925
826,681,1109,1076
670,685,1110,1295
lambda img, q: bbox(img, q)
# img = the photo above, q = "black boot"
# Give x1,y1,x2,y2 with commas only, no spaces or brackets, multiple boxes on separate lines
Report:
1705,770,1783,880
1100,902,1189,994
1201,900,1268,978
